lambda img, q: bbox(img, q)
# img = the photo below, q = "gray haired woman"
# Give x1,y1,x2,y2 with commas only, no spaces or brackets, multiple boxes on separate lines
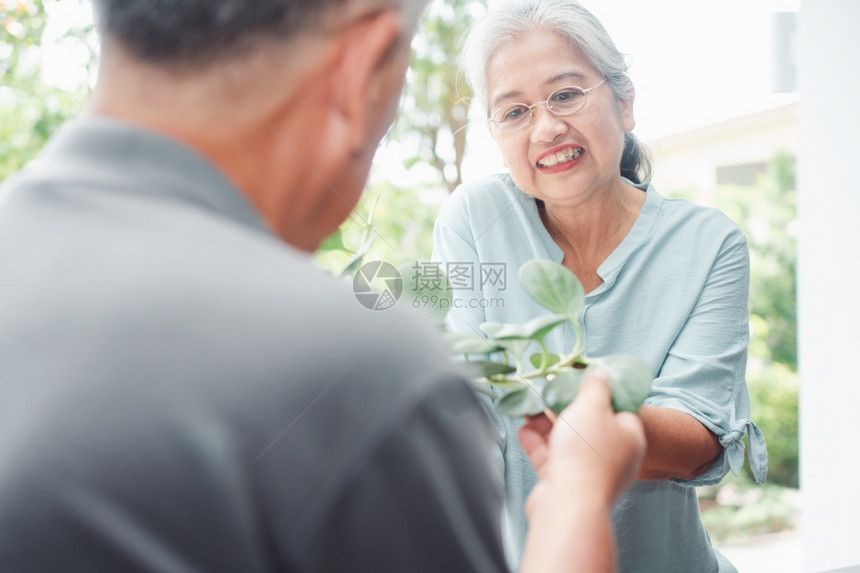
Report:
433,1,768,572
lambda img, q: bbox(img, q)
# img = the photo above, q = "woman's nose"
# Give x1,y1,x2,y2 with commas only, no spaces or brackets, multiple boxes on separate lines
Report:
529,105,567,143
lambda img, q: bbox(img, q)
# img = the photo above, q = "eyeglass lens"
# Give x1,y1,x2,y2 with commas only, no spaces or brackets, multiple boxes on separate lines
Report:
492,86,588,132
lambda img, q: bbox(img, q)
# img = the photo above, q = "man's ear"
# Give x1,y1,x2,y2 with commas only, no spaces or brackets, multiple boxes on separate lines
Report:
325,9,407,154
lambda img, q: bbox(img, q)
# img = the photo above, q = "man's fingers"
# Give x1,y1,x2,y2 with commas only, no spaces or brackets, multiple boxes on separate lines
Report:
615,411,647,453
518,425,550,479
579,368,611,397
558,368,611,416
523,412,554,435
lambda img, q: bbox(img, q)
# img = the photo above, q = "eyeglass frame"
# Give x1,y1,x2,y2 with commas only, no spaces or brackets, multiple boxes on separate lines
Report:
488,77,609,133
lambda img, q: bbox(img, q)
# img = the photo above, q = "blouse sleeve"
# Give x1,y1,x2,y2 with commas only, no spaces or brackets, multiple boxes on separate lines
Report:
645,231,768,486
431,191,488,338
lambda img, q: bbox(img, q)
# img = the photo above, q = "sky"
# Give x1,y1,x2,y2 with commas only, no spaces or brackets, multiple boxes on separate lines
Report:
584,0,799,140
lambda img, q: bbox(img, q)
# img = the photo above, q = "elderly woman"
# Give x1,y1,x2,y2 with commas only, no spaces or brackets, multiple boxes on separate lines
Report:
432,1,768,572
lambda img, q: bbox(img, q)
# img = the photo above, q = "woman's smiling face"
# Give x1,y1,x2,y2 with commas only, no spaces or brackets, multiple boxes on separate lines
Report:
486,28,635,205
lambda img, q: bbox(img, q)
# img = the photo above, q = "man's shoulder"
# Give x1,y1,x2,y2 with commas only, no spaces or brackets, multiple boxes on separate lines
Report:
0,146,463,400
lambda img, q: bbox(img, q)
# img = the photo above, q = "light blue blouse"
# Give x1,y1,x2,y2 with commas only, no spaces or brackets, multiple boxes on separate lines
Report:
432,173,767,573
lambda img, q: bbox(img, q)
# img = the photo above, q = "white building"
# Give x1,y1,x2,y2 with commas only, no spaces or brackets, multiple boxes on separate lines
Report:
648,101,797,198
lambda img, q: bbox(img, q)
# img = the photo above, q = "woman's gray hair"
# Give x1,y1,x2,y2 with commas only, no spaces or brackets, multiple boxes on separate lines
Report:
462,0,651,183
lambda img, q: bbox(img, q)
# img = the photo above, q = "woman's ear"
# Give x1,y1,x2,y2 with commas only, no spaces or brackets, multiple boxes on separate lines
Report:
619,85,636,133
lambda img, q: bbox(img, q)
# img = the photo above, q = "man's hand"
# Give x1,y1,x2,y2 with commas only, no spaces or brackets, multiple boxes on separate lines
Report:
518,369,646,572
519,369,646,512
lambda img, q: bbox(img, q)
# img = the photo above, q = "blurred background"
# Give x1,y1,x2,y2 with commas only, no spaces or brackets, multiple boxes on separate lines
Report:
4,1,856,571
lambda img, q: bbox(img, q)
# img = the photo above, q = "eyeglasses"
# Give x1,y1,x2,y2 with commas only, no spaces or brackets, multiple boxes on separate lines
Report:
489,78,608,133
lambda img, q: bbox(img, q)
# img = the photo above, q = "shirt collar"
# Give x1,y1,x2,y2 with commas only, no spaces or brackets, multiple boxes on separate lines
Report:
34,116,272,238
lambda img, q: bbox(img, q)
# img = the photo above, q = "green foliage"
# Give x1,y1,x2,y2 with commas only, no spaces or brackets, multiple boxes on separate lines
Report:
586,355,654,413
715,151,797,368
315,181,442,276
0,85,84,182
542,369,583,413
397,0,487,192
1,1,49,78
716,152,798,487
0,0,93,183
701,490,796,542
746,360,798,487
434,259,654,418
519,259,585,317
699,474,799,542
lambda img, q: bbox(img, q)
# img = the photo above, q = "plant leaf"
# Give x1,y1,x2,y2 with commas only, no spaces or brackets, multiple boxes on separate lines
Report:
443,332,501,355
403,156,424,170
519,259,585,317
317,228,350,252
494,313,568,341
466,360,517,378
586,354,653,412
542,368,584,413
340,244,372,278
481,321,531,359
496,386,546,417
479,321,506,338
488,378,529,391
530,352,560,370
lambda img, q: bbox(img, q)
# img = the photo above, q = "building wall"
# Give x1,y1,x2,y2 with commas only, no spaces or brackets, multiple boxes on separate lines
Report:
647,103,797,198
797,1,860,570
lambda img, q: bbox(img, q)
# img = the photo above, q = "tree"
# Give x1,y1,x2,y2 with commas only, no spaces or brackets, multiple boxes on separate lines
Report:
714,152,799,487
0,0,93,182
717,151,797,368
397,0,487,193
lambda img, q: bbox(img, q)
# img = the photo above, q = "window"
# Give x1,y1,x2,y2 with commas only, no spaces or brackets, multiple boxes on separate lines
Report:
716,162,766,186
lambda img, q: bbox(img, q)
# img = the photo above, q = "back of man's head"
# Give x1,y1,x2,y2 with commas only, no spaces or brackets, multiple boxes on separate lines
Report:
90,0,425,67
87,0,428,250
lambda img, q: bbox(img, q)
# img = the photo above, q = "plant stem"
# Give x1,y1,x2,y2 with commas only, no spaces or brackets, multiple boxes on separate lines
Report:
571,321,583,357
538,340,550,373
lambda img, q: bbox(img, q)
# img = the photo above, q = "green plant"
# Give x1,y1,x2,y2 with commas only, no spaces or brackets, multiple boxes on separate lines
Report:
436,259,653,417
0,0,94,183
699,474,798,542
316,196,381,279
315,181,443,277
746,360,798,487
398,0,487,193
716,152,797,368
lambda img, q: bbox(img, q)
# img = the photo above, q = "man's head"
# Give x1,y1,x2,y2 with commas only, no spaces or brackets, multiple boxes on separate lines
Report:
89,0,427,251
90,0,425,68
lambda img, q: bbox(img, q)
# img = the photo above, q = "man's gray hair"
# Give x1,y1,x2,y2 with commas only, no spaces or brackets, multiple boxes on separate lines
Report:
92,0,427,66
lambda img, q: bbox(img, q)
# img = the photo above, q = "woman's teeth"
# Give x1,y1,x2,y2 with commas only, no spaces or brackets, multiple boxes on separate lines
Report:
537,147,583,168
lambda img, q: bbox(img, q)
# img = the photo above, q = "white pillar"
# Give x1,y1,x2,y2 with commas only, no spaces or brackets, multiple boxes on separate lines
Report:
797,1,860,571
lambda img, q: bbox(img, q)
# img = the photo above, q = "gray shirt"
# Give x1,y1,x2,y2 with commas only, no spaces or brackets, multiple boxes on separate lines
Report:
0,118,508,572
